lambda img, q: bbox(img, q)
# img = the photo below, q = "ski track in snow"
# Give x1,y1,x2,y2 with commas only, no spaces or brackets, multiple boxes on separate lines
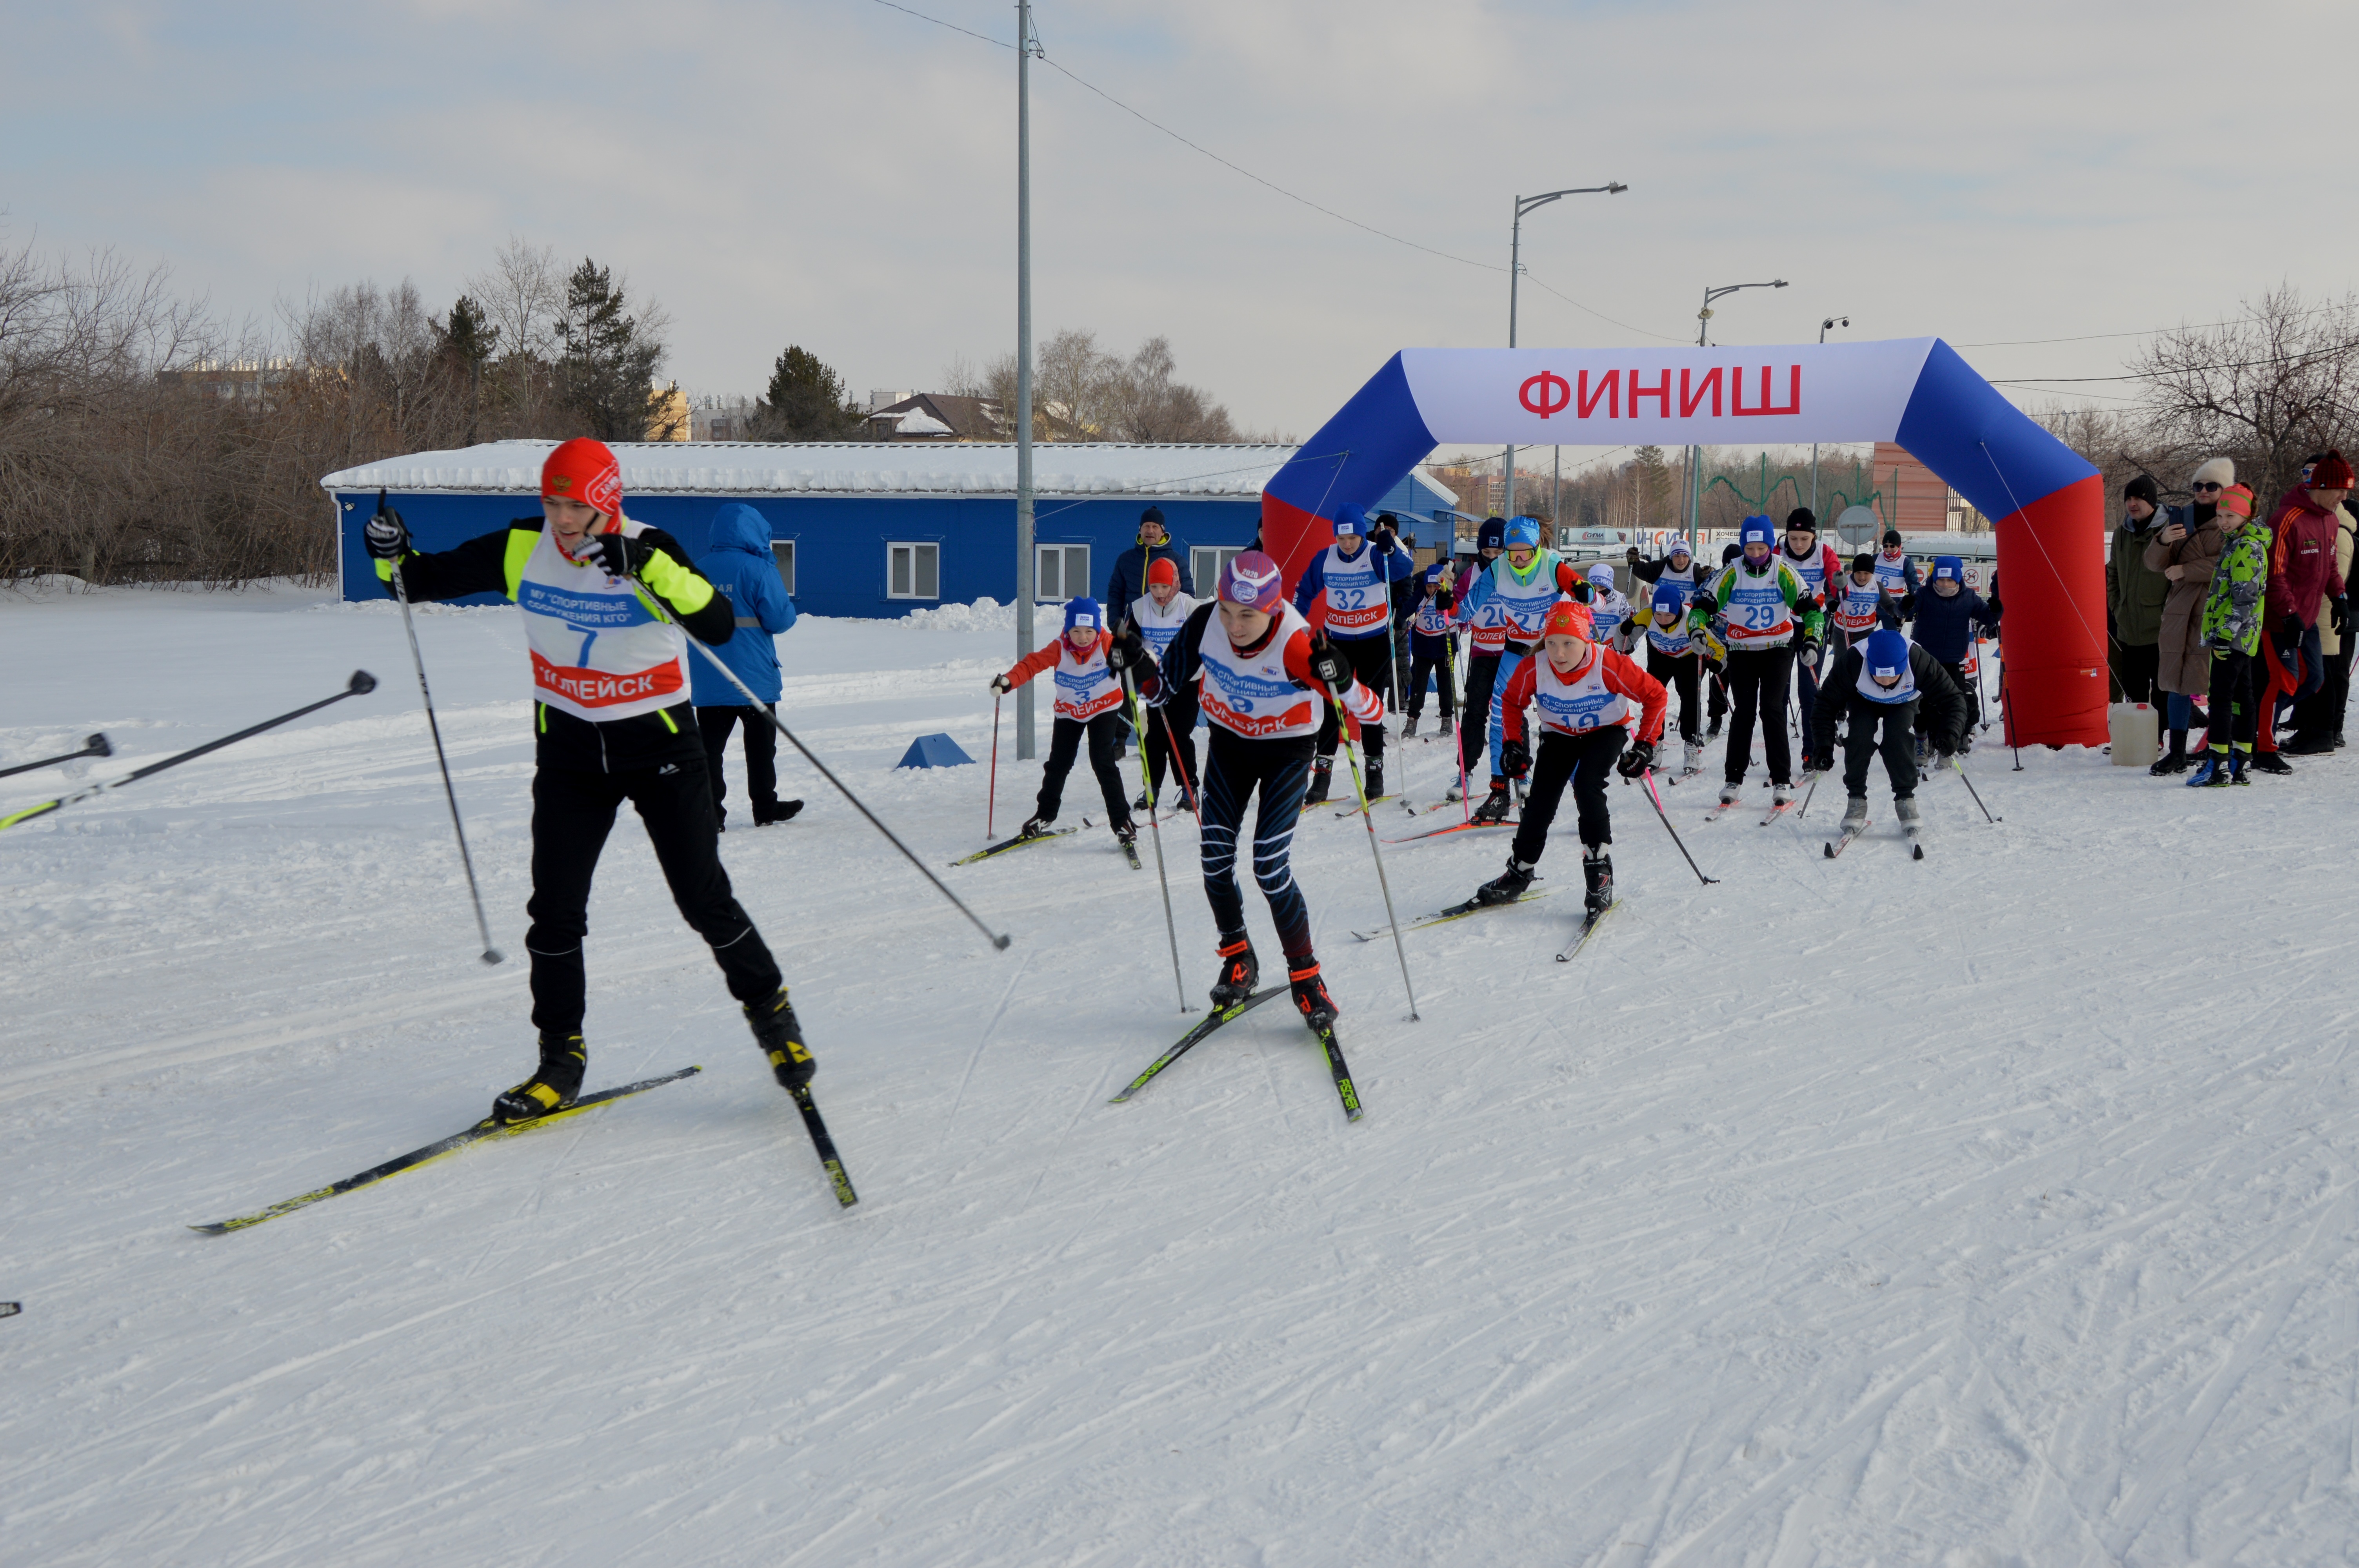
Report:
6,583,2359,1564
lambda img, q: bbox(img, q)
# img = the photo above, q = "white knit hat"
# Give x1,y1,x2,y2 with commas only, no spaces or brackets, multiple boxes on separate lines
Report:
2191,456,2235,488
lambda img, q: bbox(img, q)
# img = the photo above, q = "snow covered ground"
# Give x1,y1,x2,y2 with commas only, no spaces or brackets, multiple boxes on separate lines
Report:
6,581,2359,1566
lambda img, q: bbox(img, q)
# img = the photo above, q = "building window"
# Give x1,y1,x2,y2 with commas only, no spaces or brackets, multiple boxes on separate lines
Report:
1036,544,1090,602
1192,547,1243,591
888,542,938,599
772,541,796,596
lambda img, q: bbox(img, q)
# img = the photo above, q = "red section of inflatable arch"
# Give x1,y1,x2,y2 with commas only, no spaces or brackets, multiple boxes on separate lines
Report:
1259,494,1332,600
1993,474,2108,748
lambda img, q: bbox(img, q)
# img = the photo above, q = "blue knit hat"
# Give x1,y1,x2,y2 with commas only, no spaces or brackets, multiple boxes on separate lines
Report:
1333,503,1366,537
1504,515,1543,550
1064,597,1103,633
1865,628,1908,680
1739,515,1775,550
1477,516,1507,552
1932,555,1963,581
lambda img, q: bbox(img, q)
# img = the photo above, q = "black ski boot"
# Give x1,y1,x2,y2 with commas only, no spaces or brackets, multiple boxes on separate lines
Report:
1289,962,1339,1031
1303,759,1332,806
1133,790,1150,811
1364,757,1385,802
1211,936,1259,1008
1470,780,1513,825
1476,855,1535,906
492,1033,587,1124
2252,749,2294,775
1403,713,1420,739
1019,813,1054,838
1581,846,1614,915
745,985,815,1090
1113,817,1138,849
2149,731,2189,776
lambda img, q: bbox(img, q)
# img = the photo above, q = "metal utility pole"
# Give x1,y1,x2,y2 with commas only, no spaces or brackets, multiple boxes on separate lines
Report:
1014,0,1039,759
1811,314,1848,519
1687,278,1788,536
1504,183,1625,518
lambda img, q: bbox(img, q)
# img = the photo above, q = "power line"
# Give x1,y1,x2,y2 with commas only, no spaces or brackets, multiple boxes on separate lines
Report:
864,0,1009,49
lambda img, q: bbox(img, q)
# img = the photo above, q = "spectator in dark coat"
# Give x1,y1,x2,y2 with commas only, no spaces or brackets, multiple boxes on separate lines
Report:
1103,506,1192,618
2108,474,2172,704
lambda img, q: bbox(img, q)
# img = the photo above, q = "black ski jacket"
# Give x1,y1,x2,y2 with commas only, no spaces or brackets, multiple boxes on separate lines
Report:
1808,643,1968,756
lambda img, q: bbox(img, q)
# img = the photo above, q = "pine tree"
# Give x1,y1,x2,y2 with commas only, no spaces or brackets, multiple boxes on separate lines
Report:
439,295,498,445
759,346,865,440
1635,445,1674,528
556,259,669,442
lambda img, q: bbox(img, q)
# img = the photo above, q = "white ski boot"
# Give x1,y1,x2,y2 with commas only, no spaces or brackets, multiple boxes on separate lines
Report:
1717,782,1741,807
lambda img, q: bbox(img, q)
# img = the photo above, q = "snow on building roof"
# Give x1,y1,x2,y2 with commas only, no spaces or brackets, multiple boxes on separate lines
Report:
320,440,1304,499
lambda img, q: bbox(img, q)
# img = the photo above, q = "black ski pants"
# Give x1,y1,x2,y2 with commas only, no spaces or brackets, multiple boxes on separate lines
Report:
1723,645,1797,785
1707,657,1729,722
1038,711,1131,826
2113,640,2161,708
1199,727,1316,965
1915,663,1974,739
696,703,778,827
525,759,782,1037
1407,633,1456,721
1459,652,1502,778
1314,635,1392,762
1142,697,1199,807
1842,700,1919,802
1647,647,1703,744
2207,648,2258,750
1511,726,1625,865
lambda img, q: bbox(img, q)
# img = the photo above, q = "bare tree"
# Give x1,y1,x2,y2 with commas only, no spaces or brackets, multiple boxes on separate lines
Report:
467,236,563,363
2130,288,2359,505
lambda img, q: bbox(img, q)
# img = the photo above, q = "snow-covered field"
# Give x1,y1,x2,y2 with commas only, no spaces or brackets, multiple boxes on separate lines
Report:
6,582,2359,1566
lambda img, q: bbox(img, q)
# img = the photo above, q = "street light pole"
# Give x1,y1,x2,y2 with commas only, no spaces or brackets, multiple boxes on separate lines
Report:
1686,278,1788,537
1013,0,1039,759
1810,314,1849,523
1505,182,1625,519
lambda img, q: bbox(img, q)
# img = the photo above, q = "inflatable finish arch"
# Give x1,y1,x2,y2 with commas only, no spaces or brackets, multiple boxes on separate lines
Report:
1261,339,2106,747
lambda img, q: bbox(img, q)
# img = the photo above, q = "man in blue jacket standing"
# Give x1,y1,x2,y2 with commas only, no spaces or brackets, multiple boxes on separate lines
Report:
692,502,802,829
1103,505,1193,614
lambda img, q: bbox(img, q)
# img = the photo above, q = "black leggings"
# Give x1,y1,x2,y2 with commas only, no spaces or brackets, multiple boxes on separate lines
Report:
1511,727,1626,863
1038,711,1131,824
1842,700,1919,800
1142,699,1199,806
1459,653,1502,777
1647,647,1702,743
1724,646,1797,784
2207,648,2258,750
696,703,777,824
1407,650,1456,720
1199,727,1316,964
526,759,782,1036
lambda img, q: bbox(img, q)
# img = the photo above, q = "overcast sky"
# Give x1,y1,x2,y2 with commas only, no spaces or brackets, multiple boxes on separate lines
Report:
9,0,2355,470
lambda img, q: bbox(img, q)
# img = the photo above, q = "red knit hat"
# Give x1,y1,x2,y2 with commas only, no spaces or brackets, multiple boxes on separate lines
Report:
1542,600,1595,641
1146,556,1178,588
2310,450,2355,491
542,438,622,516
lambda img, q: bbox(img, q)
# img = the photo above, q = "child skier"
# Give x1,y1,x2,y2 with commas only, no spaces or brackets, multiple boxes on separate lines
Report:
361,438,814,1123
1584,562,1636,652
1127,557,1199,808
1473,600,1668,916
1292,503,1415,803
1777,508,1842,768
1452,515,1511,794
990,598,1138,848
1687,515,1823,808
1872,528,1923,615
1908,555,2001,759
1127,552,1385,1027
1634,579,1708,774
1807,627,1967,837
1455,515,1583,824
1403,561,1458,739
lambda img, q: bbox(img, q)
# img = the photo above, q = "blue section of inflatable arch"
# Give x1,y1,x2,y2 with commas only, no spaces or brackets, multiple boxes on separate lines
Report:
1894,339,2096,519
1266,353,1437,522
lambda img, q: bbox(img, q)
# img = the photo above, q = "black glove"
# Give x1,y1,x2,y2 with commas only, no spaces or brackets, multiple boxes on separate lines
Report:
1499,737,1532,779
2279,613,2306,653
1370,524,1398,554
1617,738,1656,779
2335,596,2349,635
1571,579,1594,604
1307,640,1349,688
989,673,1012,695
1105,630,1149,672
587,530,658,578
364,506,409,561
1435,590,1454,612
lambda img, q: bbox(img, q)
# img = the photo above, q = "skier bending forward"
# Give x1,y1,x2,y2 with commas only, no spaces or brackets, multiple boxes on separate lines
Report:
363,437,814,1123
1472,600,1667,918
1807,626,1968,836
1126,550,1384,1029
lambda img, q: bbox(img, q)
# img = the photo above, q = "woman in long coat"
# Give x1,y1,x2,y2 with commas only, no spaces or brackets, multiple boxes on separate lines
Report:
2143,457,2232,774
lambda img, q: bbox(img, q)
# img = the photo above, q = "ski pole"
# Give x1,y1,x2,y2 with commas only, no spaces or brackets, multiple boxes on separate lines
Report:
1154,703,1200,816
1445,630,1471,824
1952,756,2001,822
1796,767,1821,821
0,733,109,780
384,497,503,966
1325,677,1420,1021
2,672,375,833
1641,768,1719,885
634,578,1012,951
987,694,1001,841
1123,670,1193,1013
